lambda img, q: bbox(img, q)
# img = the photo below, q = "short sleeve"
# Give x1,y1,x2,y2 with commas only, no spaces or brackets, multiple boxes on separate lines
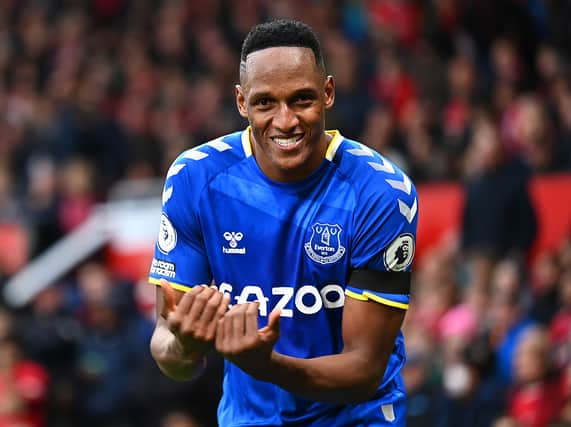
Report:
347,169,418,308
148,158,212,292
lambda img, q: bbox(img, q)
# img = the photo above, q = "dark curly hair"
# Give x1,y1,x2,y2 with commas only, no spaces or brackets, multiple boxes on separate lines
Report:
240,19,324,68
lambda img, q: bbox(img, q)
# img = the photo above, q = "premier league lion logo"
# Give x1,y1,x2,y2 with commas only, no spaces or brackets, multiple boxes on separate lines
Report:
383,234,415,271
394,241,410,265
304,223,346,264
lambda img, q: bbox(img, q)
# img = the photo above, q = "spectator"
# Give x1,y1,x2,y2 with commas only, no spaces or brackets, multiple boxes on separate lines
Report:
530,250,562,324
434,335,506,427
0,333,49,427
0,2,568,426
486,259,537,385
402,324,441,427
71,262,152,427
549,267,571,369
461,112,537,261
19,286,80,426
508,327,566,427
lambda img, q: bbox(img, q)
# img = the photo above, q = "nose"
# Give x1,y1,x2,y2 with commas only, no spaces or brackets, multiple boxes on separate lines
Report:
273,103,299,132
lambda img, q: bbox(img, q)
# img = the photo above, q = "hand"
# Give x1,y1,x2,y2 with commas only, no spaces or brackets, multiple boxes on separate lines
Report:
160,278,230,358
215,301,281,380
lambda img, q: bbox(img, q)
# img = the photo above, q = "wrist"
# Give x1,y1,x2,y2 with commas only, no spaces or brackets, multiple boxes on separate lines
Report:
253,351,281,382
156,337,206,381
170,336,205,364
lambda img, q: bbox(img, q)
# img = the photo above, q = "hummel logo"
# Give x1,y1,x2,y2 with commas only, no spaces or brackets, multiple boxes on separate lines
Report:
222,232,246,254
224,232,243,248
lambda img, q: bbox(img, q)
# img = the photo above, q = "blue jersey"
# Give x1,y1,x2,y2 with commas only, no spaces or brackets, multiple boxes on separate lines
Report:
149,128,418,426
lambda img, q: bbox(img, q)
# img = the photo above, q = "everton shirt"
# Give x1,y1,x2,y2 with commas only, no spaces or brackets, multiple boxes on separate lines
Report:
149,128,418,426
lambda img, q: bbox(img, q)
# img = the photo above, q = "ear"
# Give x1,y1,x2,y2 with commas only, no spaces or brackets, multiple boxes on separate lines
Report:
323,75,335,110
235,85,249,118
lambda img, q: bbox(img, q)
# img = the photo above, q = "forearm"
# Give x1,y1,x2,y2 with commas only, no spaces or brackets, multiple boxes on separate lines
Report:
150,319,206,381
260,350,386,404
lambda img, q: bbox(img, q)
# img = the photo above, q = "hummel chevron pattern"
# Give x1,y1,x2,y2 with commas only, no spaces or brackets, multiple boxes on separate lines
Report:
367,160,395,174
182,138,232,161
347,146,374,157
166,163,185,179
207,138,232,152
347,144,416,222
164,140,232,206
184,149,209,161
386,174,412,195
346,143,394,173
398,198,417,223
162,186,173,205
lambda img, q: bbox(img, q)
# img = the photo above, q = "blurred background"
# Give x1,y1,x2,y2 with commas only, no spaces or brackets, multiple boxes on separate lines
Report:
0,0,570,426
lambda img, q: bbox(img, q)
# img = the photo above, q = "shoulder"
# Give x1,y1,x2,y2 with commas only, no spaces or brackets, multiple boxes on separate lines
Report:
169,130,247,178
160,130,249,212
164,130,248,193
331,135,417,208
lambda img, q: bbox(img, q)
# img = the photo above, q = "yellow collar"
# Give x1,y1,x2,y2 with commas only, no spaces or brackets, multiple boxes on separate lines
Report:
241,126,342,161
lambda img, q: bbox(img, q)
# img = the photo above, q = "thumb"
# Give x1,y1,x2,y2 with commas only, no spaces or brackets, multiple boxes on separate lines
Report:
258,308,281,339
160,279,177,317
267,308,281,332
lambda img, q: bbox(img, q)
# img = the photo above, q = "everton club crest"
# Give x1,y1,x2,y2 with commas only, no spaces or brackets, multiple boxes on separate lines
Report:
304,223,346,264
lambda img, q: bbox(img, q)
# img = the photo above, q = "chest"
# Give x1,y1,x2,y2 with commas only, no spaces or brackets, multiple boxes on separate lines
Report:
198,170,355,308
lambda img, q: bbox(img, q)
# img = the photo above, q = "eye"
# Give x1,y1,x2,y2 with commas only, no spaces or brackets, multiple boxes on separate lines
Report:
254,97,274,108
293,94,315,106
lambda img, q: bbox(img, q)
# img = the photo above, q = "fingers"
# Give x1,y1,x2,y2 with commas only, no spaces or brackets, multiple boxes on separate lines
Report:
266,308,281,333
184,286,229,342
166,285,205,333
217,302,261,354
215,316,225,351
200,286,227,324
258,308,281,343
205,292,230,340
165,284,230,348
176,285,205,315
233,303,248,338
245,302,260,337
183,285,217,327
159,279,177,317
224,303,238,348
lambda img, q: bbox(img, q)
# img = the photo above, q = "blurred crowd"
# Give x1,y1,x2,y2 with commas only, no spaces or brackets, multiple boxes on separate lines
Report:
0,0,570,426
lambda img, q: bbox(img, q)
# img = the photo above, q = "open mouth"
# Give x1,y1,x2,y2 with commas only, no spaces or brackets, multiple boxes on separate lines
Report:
271,134,304,150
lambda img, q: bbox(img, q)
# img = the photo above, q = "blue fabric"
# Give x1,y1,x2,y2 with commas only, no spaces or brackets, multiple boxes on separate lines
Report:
149,129,418,426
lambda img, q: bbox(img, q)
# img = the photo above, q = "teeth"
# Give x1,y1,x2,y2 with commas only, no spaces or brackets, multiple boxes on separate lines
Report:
274,136,300,147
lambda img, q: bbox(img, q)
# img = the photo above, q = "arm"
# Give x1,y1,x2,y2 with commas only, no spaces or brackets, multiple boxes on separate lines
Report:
150,280,230,381
267,297,405,403
149,154,228,380
215,282,406,404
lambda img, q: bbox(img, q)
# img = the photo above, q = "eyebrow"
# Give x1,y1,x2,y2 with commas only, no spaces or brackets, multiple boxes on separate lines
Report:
249,87,319,101
289,88,318,98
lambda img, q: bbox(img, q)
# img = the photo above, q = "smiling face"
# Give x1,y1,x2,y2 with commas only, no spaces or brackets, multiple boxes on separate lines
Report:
236,46,335,182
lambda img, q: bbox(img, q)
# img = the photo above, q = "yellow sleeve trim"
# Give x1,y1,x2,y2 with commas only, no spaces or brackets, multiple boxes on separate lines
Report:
149,277,194,293
363,291,409,310
347,289,409,309
345,289,368,301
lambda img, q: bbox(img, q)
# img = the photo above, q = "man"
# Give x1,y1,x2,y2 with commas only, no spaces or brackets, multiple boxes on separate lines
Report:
149,19,418,426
